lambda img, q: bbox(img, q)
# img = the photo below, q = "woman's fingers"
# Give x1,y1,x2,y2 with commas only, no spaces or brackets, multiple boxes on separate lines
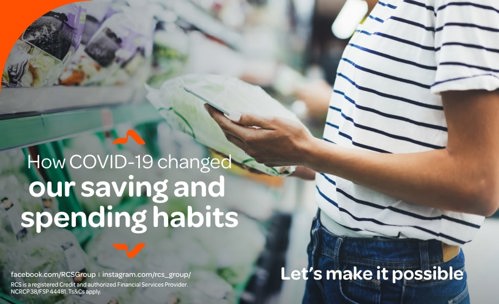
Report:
225,133,247,150
237,113,274,129
205,104,252,138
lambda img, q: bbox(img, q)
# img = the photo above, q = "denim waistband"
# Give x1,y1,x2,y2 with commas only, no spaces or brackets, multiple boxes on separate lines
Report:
310,210,453,270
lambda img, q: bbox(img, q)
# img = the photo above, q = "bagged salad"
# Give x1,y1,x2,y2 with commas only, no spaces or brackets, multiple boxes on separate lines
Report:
2,229,88,304
147,22,189,88
147,74,300,176
2,4,86,88
59,5,154,87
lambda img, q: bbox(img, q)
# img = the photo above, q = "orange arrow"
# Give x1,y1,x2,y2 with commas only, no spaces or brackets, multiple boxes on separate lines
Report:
112,129,146,145
0,0,87,92
113,243,146,259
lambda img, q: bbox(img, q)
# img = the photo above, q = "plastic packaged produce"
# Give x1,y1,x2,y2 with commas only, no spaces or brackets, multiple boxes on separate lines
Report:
58,1,116,86
131,270,234,304
2,4,86,88
180,271,235,304
215,173,279,220
138,230,213,271
173,214,265,285
105,4,155,87
0,169,43,210
1,229,87,304
0,151,35,212
56,1,117,86
0,173,45,242
0,198,29,243
184,31,245,77
0,150,25,175
184,271,235,304
59,6,154,87
80,2,117,46
147,23,189,88
147,74,300,176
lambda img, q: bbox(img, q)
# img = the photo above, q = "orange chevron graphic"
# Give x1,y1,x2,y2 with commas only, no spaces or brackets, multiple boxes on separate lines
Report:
0,0,87,92
113,243,146,259
113,129,146,145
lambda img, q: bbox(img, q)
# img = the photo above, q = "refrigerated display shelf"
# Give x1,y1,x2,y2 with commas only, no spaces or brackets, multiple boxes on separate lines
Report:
0,87,145,118
0,293,22,304
0,103,162,152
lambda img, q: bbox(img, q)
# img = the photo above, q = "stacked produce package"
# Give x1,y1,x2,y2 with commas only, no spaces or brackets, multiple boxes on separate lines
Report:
60,4,155,87
2,0,169,91
2,4,86,88
147,74,300,176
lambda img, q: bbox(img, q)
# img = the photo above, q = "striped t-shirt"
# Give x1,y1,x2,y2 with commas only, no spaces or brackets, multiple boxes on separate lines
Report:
316,0,499,245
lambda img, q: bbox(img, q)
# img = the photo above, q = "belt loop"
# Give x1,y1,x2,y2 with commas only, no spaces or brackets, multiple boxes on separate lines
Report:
419,241,430,270
310,214,327,298
311,216,321,264
332,237,344,269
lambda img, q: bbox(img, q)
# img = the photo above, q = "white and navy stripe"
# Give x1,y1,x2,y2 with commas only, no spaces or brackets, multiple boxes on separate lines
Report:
317,0,499,245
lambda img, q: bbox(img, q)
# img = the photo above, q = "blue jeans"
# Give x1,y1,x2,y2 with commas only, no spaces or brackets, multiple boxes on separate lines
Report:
302,213,470,304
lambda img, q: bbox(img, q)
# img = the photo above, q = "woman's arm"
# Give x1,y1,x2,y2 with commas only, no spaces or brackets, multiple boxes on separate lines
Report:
206,90,499,216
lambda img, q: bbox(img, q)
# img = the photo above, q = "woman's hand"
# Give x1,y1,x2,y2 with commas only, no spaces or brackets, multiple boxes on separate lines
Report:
205,104,314,167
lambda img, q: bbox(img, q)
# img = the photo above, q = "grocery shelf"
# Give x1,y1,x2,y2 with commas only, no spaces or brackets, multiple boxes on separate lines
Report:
0,293,22,304
0,103,162,151
0,86,144,118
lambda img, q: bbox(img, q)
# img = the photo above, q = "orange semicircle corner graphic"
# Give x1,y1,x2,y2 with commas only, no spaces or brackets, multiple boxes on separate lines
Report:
0,0,88,92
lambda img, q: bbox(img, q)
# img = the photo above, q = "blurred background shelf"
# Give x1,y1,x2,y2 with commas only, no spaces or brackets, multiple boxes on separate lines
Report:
0,102,161,151
0,86,145,118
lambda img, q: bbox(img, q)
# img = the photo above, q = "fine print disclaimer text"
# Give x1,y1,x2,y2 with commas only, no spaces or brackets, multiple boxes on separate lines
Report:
9,271,190,296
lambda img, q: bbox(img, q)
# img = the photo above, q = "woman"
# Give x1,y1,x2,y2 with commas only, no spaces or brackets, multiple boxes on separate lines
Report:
207,0,499,303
